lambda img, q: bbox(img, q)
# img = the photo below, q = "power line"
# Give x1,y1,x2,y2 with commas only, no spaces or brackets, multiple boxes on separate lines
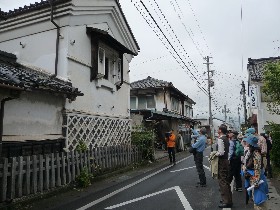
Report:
131,0,209,95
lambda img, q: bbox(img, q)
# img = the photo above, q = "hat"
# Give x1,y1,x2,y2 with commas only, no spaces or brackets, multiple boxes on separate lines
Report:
229,130,239,135
244,135,259,147
246,128,256,135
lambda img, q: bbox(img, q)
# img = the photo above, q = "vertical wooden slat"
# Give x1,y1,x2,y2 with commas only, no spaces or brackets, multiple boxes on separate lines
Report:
26,156,31,195
105,147,108,170
79,151,83,171
61,152,66,185
51,153,55,188
108,147,112,169
38,155,43,193
9,157,16,199
83,151,87,170
17,156,23,197
1,158,8,202
66,152,71,183
44,154,50,190
76,150,80,176
56,153,61,187
32,155,38,194
87,150,91,173
93,147,98,174
71,151,75,181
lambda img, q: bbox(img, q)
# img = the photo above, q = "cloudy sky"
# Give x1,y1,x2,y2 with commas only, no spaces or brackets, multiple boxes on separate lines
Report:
1,0,280,126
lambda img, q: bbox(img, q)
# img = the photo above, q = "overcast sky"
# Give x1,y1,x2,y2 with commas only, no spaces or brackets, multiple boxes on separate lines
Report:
1,0,280,126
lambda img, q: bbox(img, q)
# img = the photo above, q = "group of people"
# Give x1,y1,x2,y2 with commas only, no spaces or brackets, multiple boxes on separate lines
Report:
185,124,272,209
164,125,272,209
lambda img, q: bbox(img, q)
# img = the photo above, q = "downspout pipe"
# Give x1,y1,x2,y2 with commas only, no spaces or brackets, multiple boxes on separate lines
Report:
0,97,14,160
49,0,60,77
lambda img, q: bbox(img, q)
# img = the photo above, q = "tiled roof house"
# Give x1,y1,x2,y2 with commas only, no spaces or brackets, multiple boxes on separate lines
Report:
247,56,280,133
0,0,139,155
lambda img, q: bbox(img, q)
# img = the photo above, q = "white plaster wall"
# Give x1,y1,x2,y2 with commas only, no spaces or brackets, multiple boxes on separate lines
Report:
0,1,138,122
155,91,166,112
254,84,280,132
65,24,131,117
3,92,64,135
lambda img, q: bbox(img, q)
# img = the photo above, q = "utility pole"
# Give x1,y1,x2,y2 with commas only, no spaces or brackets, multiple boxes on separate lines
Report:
204,56,214,152
222,105,230,123
241,81,248,127
238,107,241,132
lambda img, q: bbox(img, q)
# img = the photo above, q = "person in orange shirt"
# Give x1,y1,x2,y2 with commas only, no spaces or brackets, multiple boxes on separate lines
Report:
166,129,176,165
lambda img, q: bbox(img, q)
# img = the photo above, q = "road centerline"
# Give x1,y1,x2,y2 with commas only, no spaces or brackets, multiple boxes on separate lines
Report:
76,155,192,210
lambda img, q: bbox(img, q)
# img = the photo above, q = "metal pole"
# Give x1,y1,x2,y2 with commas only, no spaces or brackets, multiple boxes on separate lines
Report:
205,56,214,152
241,81,247,127
238,107,241,132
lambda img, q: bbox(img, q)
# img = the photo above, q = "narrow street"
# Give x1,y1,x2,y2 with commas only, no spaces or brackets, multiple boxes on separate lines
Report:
25,147,254,210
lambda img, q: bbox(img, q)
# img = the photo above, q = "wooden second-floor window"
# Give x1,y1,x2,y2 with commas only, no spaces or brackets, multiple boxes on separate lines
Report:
87,27,136,89
171,98,179,112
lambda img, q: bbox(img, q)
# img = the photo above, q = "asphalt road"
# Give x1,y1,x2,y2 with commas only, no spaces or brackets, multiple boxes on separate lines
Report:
41,147,253,210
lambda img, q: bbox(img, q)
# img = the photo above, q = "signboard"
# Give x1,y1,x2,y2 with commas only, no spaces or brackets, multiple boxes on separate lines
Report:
249,86,257,108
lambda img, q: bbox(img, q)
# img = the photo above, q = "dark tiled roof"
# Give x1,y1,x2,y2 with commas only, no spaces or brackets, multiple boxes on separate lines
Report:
248,57,280,82
1,0,71,18
0,51,83,99
131,76,171,89
131,76,195,104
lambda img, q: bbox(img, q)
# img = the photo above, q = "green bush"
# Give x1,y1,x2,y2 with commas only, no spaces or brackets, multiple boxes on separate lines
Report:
76,140,88,152
269,123,280,168
76,167,93,188
131,126,155,161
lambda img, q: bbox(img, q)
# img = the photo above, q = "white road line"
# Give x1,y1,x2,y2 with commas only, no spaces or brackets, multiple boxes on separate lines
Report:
105,186,193,210
203,165,210,171
76,155,192,210
170,166,196,173
174,186,193,210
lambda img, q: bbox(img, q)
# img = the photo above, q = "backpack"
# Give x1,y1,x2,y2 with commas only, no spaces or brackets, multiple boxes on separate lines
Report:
234,140,244,157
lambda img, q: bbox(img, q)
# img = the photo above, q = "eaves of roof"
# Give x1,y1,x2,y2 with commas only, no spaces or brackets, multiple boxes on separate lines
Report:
248,57,280,82
0,54,83,99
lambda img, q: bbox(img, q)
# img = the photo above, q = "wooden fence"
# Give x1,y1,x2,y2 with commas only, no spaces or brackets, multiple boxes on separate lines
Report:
0,145,142,202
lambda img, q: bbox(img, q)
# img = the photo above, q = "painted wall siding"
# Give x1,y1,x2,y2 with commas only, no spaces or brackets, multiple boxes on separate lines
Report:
3,92,64,135
155,91,166,112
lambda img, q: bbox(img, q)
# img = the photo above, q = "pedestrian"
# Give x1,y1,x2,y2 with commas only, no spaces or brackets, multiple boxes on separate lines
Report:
243,135,268,210
191,127,207,187
261,133,272,178
246,128,267,171
166,129,176,165
176,131,184,152
216,124,232,208
228,130,243,192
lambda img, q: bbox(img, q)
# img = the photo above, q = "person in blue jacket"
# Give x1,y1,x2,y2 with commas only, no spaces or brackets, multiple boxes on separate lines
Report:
191,127,207,187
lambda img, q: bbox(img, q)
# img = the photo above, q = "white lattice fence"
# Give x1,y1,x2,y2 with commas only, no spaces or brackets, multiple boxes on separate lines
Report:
64,113,131,151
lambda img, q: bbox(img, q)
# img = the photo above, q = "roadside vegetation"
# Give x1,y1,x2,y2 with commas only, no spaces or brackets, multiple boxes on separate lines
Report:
131,125,155,162
263,62,280,177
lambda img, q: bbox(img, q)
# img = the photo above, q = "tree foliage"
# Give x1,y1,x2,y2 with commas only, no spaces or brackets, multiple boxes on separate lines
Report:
268,123,280,168
263,62,280,114
131,125,155,161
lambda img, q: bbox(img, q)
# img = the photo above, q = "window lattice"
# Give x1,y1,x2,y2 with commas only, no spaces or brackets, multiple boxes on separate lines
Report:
64,113,131,151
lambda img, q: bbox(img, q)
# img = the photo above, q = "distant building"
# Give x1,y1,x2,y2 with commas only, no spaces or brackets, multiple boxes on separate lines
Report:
130,76,196,145
0,0,139,156
247,57,280,133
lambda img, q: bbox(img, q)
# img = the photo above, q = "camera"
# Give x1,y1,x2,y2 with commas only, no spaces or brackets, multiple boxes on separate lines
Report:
165,132,171,138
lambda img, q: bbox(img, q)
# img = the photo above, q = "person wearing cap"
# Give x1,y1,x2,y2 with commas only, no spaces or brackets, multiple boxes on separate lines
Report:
228,130,243,192
216,124,232,208
243,135,268,209
191,127,207,187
